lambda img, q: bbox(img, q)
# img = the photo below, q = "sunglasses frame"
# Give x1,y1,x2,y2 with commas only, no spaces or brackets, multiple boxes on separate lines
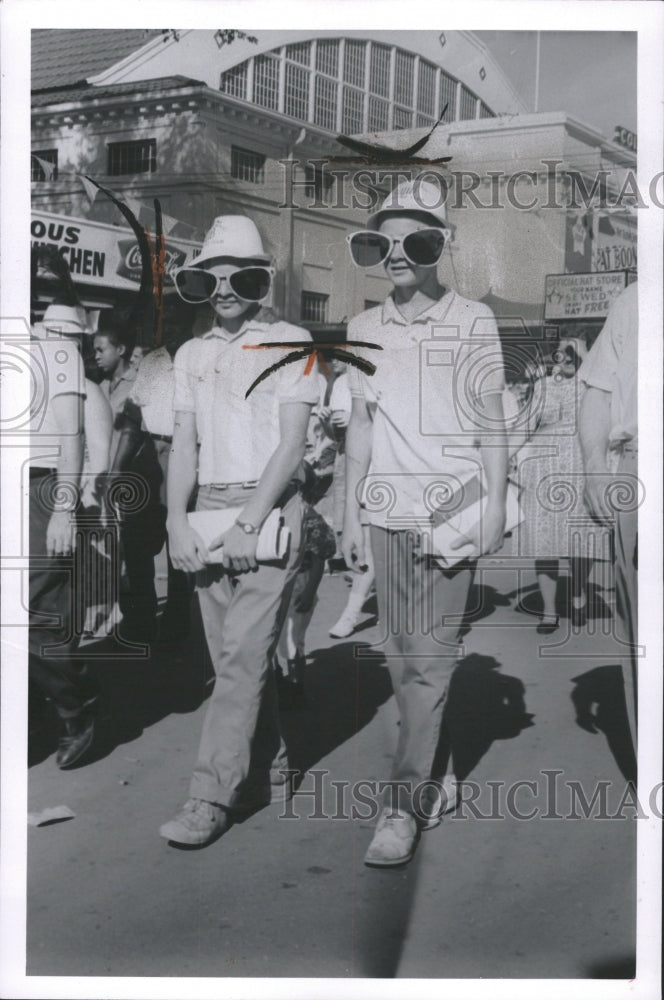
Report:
346,227,450,269
174,264,276,304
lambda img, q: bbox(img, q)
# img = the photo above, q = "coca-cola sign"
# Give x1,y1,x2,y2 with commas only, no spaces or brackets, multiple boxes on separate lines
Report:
116,239,187,285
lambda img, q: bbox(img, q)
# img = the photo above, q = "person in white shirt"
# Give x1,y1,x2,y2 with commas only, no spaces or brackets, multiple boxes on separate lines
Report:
29,304,101,767
342,180,508,867
159,216,320,846
578,282,638,764
115,328,193,641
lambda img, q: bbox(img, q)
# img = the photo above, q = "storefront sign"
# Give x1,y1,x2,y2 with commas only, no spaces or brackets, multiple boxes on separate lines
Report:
593,211,637,272
613,125,637,152
30,211,200,291
544,271,628,320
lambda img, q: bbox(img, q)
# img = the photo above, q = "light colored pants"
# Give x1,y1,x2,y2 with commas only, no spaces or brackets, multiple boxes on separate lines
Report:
370,525,474,813
614,447,638,753
189,485,304,807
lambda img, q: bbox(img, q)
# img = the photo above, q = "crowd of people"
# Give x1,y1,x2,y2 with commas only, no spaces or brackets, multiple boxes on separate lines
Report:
28,179,638,866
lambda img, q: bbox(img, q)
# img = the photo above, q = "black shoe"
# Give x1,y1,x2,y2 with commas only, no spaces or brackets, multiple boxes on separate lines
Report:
56,713,95,769
536,616,559,635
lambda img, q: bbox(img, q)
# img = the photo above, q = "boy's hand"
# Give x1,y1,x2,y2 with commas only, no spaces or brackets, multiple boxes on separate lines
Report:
213,523,259,574
168,520,209,573
449,501,506,558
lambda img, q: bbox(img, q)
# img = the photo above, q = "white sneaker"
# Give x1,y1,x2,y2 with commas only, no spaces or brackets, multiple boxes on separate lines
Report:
329,607,364,638
159,798,230,846
416,777,461,831
364,808,418,867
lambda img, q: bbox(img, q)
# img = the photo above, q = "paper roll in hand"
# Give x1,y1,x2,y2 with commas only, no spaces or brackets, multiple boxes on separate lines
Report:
187,507,291,564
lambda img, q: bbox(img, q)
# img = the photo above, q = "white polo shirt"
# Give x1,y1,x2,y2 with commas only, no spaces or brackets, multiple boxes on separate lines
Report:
129,347,176,438
30,335,86,468
173,318,320,486
579,281,637,447
347,290,505,527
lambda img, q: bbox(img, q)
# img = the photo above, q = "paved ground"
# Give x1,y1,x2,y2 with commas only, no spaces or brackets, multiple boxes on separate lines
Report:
27,558,636,979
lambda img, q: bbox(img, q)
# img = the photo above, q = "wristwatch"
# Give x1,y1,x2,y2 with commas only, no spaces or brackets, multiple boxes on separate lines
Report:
235,519,259,535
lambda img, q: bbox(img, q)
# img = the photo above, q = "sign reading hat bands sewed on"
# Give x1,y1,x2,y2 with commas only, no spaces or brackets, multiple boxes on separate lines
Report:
544,270,630,321
31,211,201,292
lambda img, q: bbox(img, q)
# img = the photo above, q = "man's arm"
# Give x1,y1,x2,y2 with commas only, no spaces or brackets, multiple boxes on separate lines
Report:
341,396,373,572
217,401,312,573
166,410,209,572
579,386,613,524
48,393,84,556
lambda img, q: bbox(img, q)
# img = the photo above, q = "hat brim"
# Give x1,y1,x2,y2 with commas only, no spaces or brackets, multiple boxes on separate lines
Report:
193,251,271,269
367,208,449,231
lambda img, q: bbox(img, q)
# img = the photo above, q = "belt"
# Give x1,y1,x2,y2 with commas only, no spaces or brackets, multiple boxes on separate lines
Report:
203,480,302,506
207,480,259,491
149,433,173,444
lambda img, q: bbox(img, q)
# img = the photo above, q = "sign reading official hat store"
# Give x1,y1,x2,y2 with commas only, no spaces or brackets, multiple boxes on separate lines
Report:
544,271,629,320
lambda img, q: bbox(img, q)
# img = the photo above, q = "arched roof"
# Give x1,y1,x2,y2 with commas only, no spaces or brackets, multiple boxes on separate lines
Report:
87,29,528,123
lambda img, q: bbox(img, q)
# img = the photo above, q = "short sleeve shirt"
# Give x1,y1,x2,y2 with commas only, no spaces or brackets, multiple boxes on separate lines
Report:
579,281,637,445
347,290,505,525
129,347,176,437
30,335,86,467
173,318,320,485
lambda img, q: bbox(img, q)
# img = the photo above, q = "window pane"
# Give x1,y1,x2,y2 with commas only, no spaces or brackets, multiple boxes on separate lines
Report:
231,146,266,184
459,85,477,120
31,148,58,182
301,291,329,324
393,106,413,130
316,38,339,77
416,113,436,128
254,54,279,110
343,40,366,88
394,50,414,106
285,63,309,120
341,86,363,134
367,95,389,131
286,41,311,65
479,101,495,119
417,61,436,117
107,139,156,176
220,62,247,99
313,75,338,131
439,71,457,120
369,43,391,97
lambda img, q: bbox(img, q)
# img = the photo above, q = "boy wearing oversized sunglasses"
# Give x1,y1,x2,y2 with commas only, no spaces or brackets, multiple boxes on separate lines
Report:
160,216,319,846
342,179,509,867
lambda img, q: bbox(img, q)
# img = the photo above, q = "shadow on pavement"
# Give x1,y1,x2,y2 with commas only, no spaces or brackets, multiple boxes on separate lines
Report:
570,664,637,783
437,653,536,781
29,597,213,768
282,641,393,778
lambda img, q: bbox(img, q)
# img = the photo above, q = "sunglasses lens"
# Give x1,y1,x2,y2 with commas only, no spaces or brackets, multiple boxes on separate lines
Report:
175,268,216,303
403,229,446,265
349,232,390,268
229,267,272,302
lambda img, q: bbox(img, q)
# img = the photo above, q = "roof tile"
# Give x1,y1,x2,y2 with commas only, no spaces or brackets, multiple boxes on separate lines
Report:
32,29,163,90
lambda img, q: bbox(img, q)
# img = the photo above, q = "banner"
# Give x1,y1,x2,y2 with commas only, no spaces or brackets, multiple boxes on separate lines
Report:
30,210,201,292
544,271,629,321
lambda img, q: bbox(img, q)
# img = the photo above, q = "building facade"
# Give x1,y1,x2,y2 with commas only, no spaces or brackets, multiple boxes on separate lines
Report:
31,29,635,354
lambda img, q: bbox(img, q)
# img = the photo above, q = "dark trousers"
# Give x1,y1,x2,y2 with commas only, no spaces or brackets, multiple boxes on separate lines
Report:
29,473,98,719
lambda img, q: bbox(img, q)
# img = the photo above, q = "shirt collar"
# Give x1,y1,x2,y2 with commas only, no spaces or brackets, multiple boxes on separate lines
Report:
381,289,455,327
202,319,271,344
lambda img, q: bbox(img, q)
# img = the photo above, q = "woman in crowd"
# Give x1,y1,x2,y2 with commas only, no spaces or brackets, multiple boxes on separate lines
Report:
512,334,602,633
